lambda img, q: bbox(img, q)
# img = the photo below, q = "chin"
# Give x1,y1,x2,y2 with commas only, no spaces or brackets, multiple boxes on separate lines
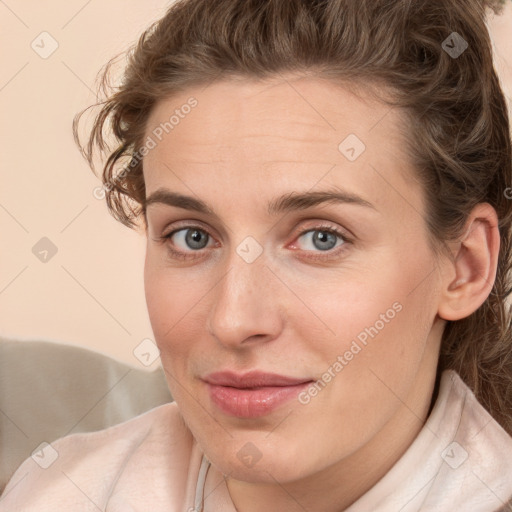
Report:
202,435,313,483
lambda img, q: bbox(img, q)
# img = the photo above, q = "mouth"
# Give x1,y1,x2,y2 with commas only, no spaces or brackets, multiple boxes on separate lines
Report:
202,371,314,418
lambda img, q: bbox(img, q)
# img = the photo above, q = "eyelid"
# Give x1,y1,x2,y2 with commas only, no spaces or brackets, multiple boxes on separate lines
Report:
162,222,218,251
160,218,213,236
158,219,353,260
290,221,352,244
161,218,352,241
288,223,351,260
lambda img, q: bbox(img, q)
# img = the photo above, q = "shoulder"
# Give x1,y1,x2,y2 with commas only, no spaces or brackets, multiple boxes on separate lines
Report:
346,370,512,512
0,402,198,512
426,370,512,510
444,370,512,457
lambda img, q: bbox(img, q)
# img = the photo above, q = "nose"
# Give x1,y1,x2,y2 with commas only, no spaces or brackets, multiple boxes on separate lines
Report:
206,248,284,349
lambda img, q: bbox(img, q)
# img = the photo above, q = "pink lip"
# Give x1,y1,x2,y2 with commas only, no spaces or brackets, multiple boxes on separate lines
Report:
203,371,313,418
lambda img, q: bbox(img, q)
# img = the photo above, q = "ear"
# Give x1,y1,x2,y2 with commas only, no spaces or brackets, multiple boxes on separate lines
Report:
437,203,500,321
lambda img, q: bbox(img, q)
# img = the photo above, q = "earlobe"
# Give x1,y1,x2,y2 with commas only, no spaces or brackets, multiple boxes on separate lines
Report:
438,203,500,321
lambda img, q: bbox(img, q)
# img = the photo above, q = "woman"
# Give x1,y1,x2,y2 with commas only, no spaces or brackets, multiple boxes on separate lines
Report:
1,0,512,510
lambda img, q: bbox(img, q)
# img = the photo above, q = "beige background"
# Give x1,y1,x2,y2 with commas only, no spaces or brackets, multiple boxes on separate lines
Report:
1,1,512,369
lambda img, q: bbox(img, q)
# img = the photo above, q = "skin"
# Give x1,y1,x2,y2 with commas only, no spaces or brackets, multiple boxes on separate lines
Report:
142,75,499,511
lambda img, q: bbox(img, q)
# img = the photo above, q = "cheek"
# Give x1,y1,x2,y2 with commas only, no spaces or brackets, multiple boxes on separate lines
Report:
144,245,201,329
294,251,435,358
143,251,219,398
144,273,198,404
143,253,198,359
144,237,437,364
295,248,437,386
300,253,438,422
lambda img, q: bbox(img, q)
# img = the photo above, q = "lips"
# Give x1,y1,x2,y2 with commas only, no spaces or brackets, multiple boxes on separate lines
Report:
203,371,313,418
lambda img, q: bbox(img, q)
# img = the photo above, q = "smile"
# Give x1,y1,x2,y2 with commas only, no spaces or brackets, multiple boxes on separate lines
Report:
203,371,314,418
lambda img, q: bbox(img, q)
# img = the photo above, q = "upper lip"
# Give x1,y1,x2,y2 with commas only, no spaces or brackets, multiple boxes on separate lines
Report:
203,371,313,388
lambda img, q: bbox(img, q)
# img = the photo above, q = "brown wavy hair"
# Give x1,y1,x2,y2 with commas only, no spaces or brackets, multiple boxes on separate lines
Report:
74,0,512,439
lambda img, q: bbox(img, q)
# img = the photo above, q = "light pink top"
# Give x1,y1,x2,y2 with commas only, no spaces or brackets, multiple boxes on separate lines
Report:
1,370,512,511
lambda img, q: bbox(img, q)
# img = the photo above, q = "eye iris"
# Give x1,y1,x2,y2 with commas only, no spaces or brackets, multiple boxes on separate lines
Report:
178,228,340,252
313,231,337,251
186,229,208,249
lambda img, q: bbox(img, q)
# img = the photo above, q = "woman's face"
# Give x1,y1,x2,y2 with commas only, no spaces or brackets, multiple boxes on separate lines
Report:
143,76,447,484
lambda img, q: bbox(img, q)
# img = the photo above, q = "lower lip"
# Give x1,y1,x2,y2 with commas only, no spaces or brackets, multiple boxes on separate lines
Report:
206,382,312,418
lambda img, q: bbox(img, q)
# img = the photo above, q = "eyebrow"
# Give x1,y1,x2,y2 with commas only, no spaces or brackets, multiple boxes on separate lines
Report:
144,187,377,217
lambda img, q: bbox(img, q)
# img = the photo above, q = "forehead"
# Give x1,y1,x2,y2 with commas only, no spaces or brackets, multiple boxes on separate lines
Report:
144,76,405,159
142,76,421,218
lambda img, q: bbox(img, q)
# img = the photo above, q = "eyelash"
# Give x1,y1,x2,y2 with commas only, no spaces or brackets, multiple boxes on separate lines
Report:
155,223,352,262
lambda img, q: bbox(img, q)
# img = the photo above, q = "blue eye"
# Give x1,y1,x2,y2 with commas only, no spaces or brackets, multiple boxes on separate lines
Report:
158,223,351,262
296,228,345,252
172,228,210,250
